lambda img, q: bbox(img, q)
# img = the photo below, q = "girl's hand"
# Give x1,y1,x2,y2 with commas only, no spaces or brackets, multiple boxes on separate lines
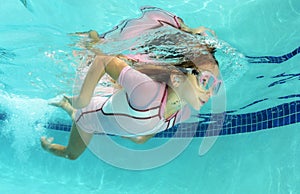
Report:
193,26,216,37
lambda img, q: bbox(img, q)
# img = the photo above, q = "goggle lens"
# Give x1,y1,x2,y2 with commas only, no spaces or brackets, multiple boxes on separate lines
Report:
198,72,221,95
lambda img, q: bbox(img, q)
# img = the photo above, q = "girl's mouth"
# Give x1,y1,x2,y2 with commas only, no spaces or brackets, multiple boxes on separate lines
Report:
199,98,206,105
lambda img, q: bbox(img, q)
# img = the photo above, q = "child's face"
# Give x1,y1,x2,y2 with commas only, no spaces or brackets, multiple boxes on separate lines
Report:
178,63,220,111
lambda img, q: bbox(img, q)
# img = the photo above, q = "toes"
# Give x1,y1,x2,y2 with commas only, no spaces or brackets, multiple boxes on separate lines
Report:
40,136,54,151
49,102,61,107
48,96,69,107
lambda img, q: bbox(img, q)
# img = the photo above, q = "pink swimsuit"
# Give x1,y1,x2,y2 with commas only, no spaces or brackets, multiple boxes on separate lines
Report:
75,66,191,136
75,7,192,136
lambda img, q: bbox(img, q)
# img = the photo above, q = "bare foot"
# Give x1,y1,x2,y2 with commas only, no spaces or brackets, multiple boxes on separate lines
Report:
49,96,71,108
40,136,54,151
49,96,75,119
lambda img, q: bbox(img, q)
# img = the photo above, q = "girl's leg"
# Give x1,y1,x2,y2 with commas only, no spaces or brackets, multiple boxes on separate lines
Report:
42,96,93,159
49,96,76,120
41,123,93,160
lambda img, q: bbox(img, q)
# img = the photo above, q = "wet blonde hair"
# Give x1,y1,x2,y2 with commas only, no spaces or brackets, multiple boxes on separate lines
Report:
131,46,219,83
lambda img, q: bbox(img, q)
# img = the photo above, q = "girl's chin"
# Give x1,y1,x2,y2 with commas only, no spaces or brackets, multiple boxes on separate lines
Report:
191,103,202,111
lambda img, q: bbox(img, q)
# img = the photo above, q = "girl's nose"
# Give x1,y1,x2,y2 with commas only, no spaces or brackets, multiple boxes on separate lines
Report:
200,92,211,103
205,90,213,98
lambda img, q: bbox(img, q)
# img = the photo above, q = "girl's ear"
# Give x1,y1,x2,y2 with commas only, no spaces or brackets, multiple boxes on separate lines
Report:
170,73,182,88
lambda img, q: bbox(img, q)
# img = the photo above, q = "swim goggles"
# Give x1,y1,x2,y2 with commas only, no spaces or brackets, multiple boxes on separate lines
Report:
179,68,222,95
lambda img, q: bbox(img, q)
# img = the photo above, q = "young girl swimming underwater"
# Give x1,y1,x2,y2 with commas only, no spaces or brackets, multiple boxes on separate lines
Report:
41,6,221,160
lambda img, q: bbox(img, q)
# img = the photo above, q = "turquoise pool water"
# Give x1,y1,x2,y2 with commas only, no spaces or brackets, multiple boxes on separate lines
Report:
1,0,300,193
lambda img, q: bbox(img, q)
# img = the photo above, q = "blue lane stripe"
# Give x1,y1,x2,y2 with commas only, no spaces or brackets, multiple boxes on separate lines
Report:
160,100,300,137
246,46,300,64
0,100,294,138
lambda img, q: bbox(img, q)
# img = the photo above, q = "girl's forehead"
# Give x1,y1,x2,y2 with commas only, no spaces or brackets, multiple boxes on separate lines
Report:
197,63,219,77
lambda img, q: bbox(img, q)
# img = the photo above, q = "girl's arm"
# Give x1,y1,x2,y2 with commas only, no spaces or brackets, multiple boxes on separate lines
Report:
71,55,128,109
177,18,216,36
70,30,104,54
